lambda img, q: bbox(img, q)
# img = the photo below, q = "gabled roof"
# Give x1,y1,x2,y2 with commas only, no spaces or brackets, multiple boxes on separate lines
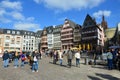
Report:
36,30,43,36
64,19,81,29
46,26,53,34
55,24,63,28
110,24,119,44
83,14,97,28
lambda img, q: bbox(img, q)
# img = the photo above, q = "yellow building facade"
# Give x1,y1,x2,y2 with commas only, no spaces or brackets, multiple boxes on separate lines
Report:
105,28,116,40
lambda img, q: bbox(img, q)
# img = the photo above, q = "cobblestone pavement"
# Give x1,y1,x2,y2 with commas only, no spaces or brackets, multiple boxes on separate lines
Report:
0,57,120,80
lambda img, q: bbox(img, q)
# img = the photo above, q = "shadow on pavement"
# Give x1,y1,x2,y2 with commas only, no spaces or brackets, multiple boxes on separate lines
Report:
49,61,68,68
95,73,120,80
49,61,79,68
88,73,120,80
88,76,101,80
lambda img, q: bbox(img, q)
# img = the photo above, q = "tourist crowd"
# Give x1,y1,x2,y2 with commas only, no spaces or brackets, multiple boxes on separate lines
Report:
1,47,120,72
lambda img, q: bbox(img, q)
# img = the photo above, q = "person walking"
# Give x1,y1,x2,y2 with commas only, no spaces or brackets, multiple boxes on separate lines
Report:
13,51,19,68
117,49,120,71
67,48,73,68
107,49,113,70
20,52,26,68
53,50,58,64
9,52,13,63
58,49,63,66
111,48,117,69
75,50,81,68
31,50,40,72
2,50,9,68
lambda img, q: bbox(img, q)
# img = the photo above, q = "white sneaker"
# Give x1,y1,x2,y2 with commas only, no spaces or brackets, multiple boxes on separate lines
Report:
32,70,35,72
36,70,38,72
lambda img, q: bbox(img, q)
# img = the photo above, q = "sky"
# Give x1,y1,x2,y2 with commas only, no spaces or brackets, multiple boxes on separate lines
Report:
0,0,120,32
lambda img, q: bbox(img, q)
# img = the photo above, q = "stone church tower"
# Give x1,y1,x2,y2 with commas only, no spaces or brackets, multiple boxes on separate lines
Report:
101,15,108,30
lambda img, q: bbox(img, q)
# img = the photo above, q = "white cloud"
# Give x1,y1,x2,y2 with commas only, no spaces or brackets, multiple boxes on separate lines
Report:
93,10,111,18
33,0,41,4
38,0,104,11
26,17,35,22
11,11,25,20
0,8,11,23
14,22,41,31
0,0,41,31
0,17,11,23
0,8,6,16
0,0,23,23
1,0,22,11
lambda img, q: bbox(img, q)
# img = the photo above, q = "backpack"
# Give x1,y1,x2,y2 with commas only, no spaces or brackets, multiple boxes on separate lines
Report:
21,54,26,61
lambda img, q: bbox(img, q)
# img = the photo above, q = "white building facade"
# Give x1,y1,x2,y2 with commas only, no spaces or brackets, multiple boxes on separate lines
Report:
53,25,62,50
46,26,54,49
0,29,41,53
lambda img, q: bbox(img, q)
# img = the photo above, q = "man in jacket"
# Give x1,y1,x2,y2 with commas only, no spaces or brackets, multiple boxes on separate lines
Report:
2,50,9,68
67,48,73,68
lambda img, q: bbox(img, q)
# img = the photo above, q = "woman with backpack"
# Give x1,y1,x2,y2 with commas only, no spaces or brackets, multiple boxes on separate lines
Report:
20,52,26,67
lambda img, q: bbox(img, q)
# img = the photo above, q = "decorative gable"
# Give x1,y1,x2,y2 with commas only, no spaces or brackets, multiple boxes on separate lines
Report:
83,14,97,28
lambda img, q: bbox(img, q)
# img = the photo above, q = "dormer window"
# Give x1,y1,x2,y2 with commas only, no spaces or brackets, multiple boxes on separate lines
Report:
17,31,20,34
12,31,15,34
7,30,10,34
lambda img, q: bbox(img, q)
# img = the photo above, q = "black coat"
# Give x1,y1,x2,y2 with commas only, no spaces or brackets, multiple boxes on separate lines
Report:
2,52,9,60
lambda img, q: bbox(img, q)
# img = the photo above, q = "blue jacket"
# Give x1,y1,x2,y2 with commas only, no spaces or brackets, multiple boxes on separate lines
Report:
112,50,117,59
2,52,9,60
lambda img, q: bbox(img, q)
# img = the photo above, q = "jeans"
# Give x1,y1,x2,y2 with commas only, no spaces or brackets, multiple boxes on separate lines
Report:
76,58,80,66
113,58,117,69
21,60,25,67
32,61,38,71
68,59,72,67
107,59,113,70
53,59,57,64
59,59,63,65
3,59,9,67
14,58,19,67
